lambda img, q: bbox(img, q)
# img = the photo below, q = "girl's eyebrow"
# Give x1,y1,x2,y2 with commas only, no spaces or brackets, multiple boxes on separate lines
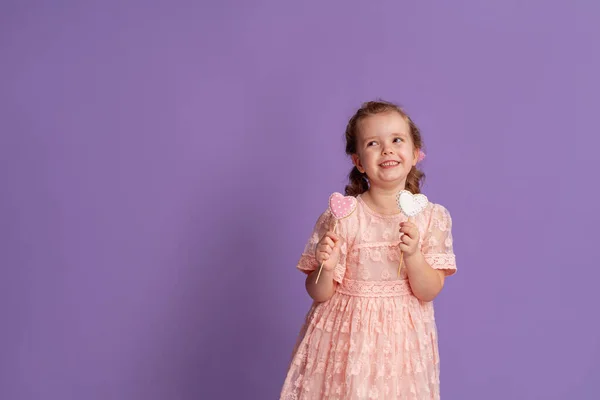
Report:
362,136,378,142
362,132,408,143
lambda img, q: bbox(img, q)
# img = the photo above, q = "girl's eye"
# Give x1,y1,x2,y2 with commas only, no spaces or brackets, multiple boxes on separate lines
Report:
394,137,404,143
367,141,377,146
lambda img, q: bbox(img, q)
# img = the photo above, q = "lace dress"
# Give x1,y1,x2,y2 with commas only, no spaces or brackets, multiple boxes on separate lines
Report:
280,195,457,400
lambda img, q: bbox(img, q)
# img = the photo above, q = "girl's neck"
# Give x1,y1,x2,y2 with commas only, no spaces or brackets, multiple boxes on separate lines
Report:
361,186,403,215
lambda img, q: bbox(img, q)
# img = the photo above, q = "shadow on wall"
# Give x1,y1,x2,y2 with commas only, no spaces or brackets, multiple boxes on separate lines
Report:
191,192,276,398
133,97,308,399
123,188,277,398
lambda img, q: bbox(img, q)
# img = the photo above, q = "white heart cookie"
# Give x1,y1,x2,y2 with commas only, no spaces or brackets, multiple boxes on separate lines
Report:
396,190,429,217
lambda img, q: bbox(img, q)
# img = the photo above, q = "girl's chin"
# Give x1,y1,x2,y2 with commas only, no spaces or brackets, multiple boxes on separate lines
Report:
368,178,407,190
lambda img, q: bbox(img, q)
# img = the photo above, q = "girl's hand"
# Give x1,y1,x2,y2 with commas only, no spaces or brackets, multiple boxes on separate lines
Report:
399,221,420,257
315,231,341,272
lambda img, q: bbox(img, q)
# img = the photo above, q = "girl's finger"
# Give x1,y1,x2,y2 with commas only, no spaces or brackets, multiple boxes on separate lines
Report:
402,227,418,240
326,231,340,242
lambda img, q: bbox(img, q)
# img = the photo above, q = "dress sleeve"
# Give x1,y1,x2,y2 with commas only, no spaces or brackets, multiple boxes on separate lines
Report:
421,204,457,276
296,209,348,284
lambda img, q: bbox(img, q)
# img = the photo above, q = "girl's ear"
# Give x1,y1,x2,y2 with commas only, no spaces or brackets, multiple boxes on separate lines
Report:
412,148,419,167
352,153,365,173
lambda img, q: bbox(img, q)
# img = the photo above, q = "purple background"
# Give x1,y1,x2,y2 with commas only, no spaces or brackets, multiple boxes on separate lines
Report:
1,1,598,399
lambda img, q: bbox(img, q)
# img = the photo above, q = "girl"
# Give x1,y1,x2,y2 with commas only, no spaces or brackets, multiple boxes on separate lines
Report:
280,100,457,400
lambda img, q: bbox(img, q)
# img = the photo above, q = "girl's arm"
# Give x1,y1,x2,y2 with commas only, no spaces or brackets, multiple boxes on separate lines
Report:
404,252,445,302
399,220,447,302
304,230,341,302
305,270,338,302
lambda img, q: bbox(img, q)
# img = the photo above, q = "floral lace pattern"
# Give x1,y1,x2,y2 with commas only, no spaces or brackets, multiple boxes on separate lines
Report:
284,196,456,399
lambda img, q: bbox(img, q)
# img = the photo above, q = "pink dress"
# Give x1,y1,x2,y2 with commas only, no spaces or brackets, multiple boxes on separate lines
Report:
280,195,457,400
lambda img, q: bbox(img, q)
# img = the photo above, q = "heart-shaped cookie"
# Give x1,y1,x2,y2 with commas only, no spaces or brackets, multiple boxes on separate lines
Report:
396,190,428,217
329,192,357,220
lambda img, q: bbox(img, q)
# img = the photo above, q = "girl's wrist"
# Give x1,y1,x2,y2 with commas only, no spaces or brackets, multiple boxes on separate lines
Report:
404,251,425,269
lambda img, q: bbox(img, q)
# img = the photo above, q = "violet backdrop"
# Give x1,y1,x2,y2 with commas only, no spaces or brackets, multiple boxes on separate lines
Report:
1,1,598,399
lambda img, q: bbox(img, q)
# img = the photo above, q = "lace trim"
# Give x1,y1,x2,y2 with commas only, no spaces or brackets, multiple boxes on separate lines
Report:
337,278,413,297
357,195,406,220
297,255,317,272
425,253,456,269
297,254,345,283
355,241,401,249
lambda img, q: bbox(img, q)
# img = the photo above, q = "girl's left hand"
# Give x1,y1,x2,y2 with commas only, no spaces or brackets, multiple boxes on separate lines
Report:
399,221,420,256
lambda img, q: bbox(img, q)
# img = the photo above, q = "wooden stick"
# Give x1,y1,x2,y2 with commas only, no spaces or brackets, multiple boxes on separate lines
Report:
397,217,409,277
315,219,338,284
397,251,404,277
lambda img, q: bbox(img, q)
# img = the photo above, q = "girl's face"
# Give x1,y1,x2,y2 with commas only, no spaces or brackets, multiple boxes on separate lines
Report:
351,111,418,190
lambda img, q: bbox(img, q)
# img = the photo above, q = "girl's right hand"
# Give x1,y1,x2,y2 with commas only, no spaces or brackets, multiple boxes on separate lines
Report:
315,231,341,272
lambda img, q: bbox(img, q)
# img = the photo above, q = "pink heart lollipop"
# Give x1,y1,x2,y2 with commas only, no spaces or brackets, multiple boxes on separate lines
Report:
329,192,357,220
315,192,357,284
396,190,429,277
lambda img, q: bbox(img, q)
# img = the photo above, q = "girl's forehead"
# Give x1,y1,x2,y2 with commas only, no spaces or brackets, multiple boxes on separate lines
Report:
358,112,410,137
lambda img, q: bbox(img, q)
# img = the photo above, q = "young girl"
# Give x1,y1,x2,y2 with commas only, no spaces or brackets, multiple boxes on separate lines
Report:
280,100,457,400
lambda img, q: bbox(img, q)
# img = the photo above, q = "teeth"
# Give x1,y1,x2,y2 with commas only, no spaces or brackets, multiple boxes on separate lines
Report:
381,161,399,166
